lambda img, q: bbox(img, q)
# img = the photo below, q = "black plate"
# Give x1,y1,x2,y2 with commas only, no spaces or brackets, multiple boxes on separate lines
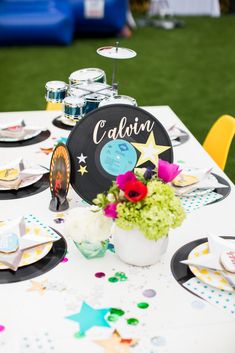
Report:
171,236,235,297
208,173,231,204
52,116,73,131
0,230,67,284
0,130,50,147
0,173,49,200
67,104,173,204
172,129,190,147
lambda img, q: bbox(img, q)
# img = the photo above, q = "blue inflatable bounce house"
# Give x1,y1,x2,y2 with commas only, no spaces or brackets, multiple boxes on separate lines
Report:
0,0,128,45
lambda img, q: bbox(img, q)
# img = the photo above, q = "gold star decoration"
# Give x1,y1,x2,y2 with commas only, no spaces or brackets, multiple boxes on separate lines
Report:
78,165,88,176
94,330,137,353
131,131,170,167
27,280,48,295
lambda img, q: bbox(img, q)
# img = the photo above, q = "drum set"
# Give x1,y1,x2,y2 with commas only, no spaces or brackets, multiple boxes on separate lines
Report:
45,44,137,127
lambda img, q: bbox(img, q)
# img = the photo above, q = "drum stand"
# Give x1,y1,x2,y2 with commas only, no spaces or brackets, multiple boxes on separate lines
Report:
111,41,119,91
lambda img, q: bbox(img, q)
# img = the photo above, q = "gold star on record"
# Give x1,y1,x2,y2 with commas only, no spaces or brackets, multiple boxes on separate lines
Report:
27,280,48,295
78,165,88,176
94,330,137,353
131,131,170,167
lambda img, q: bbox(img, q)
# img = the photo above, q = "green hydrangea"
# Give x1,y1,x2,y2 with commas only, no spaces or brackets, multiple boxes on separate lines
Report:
116,180,185,240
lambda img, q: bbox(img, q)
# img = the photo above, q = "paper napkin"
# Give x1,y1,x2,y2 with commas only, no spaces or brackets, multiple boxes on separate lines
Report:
183,277,235,317
0,158,48,189
180,191,223,213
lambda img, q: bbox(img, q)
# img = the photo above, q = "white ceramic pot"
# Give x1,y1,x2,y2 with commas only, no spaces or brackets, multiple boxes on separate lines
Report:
113,225,168,266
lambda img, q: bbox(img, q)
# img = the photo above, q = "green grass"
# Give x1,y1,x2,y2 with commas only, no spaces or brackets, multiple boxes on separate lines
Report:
0,16,234,181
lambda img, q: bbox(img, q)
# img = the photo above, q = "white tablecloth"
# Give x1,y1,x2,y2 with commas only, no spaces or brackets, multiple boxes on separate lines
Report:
0,107,234,353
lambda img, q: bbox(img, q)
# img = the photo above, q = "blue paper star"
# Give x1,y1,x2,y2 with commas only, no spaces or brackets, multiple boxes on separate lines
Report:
66,302,111,335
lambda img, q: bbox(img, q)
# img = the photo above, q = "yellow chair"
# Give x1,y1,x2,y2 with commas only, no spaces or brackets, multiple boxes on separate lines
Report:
203,114,235,170
46,102,63,111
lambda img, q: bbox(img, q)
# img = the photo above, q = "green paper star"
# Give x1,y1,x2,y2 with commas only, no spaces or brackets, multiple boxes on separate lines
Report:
66,302,110,335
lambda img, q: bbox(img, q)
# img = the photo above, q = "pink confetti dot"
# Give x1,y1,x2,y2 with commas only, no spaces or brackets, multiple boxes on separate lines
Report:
0,325,5,332
61,257,68,263
95,272,106,278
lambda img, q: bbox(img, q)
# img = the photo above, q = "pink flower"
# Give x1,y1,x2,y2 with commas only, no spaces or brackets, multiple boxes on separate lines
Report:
158,159,181,183
116,171,136,191
104,203,118,219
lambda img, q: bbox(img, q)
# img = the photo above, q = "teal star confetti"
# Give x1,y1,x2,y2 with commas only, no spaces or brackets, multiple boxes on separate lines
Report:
66,302,111,335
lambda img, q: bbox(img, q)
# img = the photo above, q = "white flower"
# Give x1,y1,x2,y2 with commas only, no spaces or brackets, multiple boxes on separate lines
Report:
107,193,115,202
65,207,112,243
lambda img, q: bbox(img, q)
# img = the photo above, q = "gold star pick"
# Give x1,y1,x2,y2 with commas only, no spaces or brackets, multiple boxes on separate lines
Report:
131,131,170,167
94,330,137,353
78,165,88,176
27,280,48,295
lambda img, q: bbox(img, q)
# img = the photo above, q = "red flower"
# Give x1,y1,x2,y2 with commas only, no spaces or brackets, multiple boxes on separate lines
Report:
124,180,148,202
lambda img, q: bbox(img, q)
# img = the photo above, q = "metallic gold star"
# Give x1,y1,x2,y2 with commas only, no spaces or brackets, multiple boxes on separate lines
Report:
78,165,88,176
94,330,137,353
27,280,48,295
131,131,170,167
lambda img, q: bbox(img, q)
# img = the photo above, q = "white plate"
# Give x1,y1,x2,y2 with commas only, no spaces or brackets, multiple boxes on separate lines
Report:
0,129,41,142
0,174,43,191
181,173,217,197
0,223,53,270
188,241,235,292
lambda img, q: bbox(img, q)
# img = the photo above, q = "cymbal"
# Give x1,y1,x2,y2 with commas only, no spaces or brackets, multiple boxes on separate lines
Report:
97,46,137,59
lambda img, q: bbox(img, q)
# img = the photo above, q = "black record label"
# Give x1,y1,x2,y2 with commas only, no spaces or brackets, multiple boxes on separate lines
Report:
67,104,173,204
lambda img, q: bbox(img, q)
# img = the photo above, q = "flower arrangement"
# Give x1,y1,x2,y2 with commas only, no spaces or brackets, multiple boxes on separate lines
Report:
66,207,112,243
93,160,185,241
65,207,112,259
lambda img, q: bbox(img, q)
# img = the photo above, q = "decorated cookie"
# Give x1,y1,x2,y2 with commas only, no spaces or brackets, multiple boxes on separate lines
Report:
221,251,235,273
173,174,199,187
0,233,19,253
0,168,19,181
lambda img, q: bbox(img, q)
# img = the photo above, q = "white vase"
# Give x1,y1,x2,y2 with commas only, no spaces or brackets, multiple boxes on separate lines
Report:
112,225,168,266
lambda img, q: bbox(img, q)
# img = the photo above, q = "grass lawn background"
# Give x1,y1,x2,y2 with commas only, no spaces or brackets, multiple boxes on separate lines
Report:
0,16,234,182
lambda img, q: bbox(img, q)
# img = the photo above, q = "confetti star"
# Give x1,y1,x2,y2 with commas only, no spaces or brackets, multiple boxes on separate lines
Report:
131,131,170,167
39,147,53,155
78,165,88,176
94,330,137,353
27,280,48,295
77,153,87,164
66,302,110,335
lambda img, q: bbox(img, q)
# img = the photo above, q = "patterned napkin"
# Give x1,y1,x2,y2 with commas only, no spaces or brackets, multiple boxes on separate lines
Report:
183,277,235,316
180,191,223,213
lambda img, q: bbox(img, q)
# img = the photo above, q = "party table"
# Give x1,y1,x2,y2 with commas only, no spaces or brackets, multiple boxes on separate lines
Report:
0,106,234,353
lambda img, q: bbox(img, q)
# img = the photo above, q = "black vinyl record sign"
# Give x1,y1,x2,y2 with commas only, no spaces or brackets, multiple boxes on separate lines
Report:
0,231,67,284
67,104,173,204
52,117,73,131
171,236,235,298
0,173,49,200
0,130,50,147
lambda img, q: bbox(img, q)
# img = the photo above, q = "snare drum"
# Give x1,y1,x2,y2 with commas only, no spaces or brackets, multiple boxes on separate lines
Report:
45,81,67,103
69,68,106,85
63,96,86,122
83,83,117,115
99,95,137,108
